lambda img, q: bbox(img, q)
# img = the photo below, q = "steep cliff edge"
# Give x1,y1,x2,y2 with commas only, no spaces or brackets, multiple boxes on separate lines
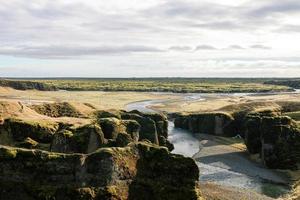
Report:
0,142,202,200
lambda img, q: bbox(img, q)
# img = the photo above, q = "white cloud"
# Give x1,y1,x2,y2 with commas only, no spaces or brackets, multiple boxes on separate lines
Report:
0,0,299,77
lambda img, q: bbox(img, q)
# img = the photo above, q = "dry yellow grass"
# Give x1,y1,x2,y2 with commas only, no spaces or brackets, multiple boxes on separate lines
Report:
0,87,177,110
151,93,300,113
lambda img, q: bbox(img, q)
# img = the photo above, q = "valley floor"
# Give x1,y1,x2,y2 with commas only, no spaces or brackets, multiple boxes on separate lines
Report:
0,86,299,199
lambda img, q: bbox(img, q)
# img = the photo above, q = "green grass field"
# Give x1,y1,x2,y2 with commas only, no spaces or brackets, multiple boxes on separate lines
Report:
284,111,300,121
7,78,294,93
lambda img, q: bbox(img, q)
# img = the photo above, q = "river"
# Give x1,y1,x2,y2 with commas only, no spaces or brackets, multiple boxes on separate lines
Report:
125,92,291,198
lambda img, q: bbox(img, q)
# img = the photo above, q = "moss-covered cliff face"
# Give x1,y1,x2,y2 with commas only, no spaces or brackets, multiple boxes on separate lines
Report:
0,108,201,199
95,110,172,151
174,111,300,170
174,112,236,137
0,142,202,200
0,118,59,144
245,115,300,169
0,109,172,153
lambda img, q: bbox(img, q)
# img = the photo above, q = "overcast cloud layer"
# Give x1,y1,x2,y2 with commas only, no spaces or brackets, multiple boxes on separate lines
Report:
0,0,300,77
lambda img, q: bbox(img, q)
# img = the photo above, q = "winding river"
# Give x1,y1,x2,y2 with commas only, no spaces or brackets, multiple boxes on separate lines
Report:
126,93,292,198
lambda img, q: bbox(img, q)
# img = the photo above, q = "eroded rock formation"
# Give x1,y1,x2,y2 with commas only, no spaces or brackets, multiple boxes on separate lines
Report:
0,108,194,199
174,111,300,169
0,142,202,200
174,112,236,137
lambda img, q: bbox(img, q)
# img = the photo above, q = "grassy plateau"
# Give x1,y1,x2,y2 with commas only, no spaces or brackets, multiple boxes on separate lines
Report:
3,78,296,93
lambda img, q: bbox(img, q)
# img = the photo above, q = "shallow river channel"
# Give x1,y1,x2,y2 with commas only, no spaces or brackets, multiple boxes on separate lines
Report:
126,93,292,198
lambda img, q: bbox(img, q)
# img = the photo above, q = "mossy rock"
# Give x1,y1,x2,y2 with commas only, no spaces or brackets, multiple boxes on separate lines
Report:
115,132,134,147
16,137,38,149
93,110,122,120
50,130,74,153
3,118,58,143
174,114,189,130
121,113,158,144
50,124,106,154
122,120,140,141
71,124,106,153
144,113,168,138
0,147,17,159
260,116,300,169
31,102,83,118
158,135,174,151
97,118,126,140
175,112,236,137
244,114,300,169
0,142,202,199
244,116,262,154
129,142,200,200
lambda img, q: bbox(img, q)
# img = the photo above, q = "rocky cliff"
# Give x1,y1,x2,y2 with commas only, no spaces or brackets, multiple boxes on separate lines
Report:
0,107,199,199
0,142,202,200
174,111,300,170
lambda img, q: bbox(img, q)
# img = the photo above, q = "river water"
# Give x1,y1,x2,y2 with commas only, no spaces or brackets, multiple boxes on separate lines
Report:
125,93,292,198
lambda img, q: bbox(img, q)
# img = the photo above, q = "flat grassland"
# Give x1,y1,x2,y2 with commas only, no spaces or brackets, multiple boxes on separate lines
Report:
12,78,293,93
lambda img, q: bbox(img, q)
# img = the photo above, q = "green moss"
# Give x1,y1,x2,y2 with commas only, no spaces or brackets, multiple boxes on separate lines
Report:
0,147,17,159
284,111,300,121
4,118,58,143
69,123,105,153
175,112,236,136
16,137,38,149
93,110,121,119
97,118,125,140
31,102,83,118
26,78,293,93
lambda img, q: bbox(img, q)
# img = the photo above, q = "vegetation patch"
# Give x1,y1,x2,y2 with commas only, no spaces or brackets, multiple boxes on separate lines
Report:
284,111,300,121
15,78,293,93
0,79,57,91
31,102,84,118
3,118,59,143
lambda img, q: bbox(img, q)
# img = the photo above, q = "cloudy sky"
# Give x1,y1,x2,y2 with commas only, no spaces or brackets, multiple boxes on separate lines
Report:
0,0,300,77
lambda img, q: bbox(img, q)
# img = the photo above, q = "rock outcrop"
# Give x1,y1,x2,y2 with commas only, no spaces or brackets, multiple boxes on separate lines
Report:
245,115,300,169
174,112,236,137
50,124,106,154
30,102,84,118
0,109,172,153
94,110,172,151
0,108,202,199
0,118,59,144
174,111,300,169
0,142,202,200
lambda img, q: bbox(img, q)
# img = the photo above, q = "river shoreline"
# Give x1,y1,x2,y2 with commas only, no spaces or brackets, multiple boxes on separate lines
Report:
125,95,295,199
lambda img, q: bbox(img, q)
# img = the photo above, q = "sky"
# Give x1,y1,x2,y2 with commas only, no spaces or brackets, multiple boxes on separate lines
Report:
0,0,300,77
